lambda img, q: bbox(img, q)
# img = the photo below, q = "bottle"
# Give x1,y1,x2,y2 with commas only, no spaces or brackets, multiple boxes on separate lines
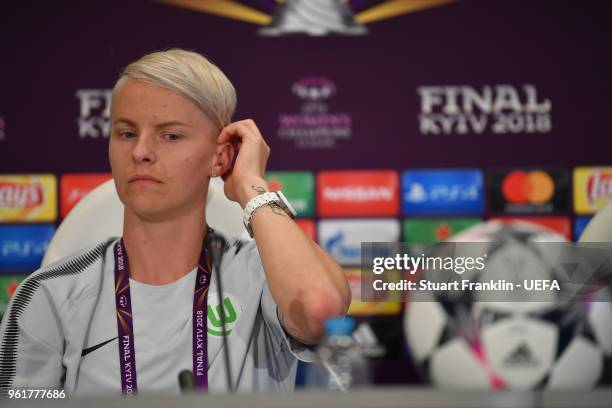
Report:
304,317,371,391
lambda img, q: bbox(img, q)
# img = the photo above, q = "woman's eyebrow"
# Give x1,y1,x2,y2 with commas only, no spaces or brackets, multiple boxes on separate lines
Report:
113,117,137,127
155,120,191,129
112,118,190,129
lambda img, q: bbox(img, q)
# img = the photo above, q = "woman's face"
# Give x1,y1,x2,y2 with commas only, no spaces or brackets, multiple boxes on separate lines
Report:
109,78,218,221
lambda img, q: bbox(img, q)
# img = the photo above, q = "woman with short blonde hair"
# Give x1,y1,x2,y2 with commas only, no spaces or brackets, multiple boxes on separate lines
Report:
0,48,350,397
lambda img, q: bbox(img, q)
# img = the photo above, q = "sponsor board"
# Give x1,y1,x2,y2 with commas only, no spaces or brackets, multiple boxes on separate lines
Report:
265,171,314,217
0,225,56,271
318,219,400,266
345,269,401,316
318,170,399,217
402,169,483,215
403,218,481,244
573,167,612,214
60,173,113,218
488,168,569,214
0,175,57,222
417,84,552,135
0,274,27,317
573,216,592,241
295,219,316,241
490,216,571,240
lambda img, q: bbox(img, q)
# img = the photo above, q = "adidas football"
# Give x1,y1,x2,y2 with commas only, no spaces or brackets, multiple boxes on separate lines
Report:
403,220,612,389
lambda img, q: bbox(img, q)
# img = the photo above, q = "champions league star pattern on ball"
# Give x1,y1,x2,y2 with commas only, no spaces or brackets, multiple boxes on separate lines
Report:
404,221,612,389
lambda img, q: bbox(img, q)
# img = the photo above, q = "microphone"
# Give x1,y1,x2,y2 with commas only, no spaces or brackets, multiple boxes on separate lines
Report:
206,232,227,268
178,369,195,393
205,231,234,393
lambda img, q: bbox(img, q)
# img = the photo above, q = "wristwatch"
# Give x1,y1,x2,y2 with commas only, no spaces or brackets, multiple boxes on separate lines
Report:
243,191,297,238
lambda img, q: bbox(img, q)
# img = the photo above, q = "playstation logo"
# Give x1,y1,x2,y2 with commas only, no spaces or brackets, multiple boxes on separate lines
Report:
406,182,428,203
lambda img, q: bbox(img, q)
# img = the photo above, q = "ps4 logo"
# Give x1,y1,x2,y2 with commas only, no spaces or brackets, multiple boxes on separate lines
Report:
405,182,480,203
0,226,56,271
402,170,484,215
1,240,48,257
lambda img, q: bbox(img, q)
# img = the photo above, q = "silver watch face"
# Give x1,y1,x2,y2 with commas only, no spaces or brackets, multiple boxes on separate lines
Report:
275,191,297,217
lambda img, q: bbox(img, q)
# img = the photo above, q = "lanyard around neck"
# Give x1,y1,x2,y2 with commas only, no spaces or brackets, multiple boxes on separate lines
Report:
113,232,212,395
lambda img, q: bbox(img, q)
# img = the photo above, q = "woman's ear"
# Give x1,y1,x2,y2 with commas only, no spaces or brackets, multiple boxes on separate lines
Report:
210,142,235,178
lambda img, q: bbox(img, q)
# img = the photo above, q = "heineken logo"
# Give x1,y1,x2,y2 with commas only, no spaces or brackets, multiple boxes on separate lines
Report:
207,294,242,337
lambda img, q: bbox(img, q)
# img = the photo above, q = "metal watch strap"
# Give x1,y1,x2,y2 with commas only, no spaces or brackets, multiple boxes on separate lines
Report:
243,192,280,238
242,191,296,238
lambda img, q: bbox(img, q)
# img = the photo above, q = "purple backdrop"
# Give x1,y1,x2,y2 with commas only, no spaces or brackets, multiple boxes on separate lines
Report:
0,0,609,174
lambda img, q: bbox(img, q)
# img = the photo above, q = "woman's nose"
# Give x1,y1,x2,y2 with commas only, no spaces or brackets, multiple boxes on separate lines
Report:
132,134,156,163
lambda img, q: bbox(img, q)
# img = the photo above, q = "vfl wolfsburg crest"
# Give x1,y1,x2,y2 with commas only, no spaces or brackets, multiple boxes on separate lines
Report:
207,293,243,337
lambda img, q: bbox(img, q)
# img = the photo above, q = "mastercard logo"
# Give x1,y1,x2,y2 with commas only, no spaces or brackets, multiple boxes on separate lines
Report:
501,171,554,205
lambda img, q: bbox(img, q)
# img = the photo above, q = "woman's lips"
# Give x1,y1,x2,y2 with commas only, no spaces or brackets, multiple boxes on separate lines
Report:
128,175,162,184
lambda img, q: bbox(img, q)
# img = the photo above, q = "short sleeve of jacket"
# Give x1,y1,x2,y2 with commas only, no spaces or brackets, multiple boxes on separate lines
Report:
260,283,316,363
240,240,316,363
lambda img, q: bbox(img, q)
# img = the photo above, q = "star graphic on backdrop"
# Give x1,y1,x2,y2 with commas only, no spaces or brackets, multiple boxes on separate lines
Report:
157,0,457,30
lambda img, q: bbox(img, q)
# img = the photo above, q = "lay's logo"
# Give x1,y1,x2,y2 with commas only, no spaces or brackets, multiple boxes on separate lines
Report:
0,181,44,208
574,167,612,214
587,172,612,204
0,175,57,222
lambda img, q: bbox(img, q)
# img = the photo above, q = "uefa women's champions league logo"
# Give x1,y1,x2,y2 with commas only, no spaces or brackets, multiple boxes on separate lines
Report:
159,0,455,36
278,77,352,149
292,78,336,101
119,294,128,309
199,273,208,286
